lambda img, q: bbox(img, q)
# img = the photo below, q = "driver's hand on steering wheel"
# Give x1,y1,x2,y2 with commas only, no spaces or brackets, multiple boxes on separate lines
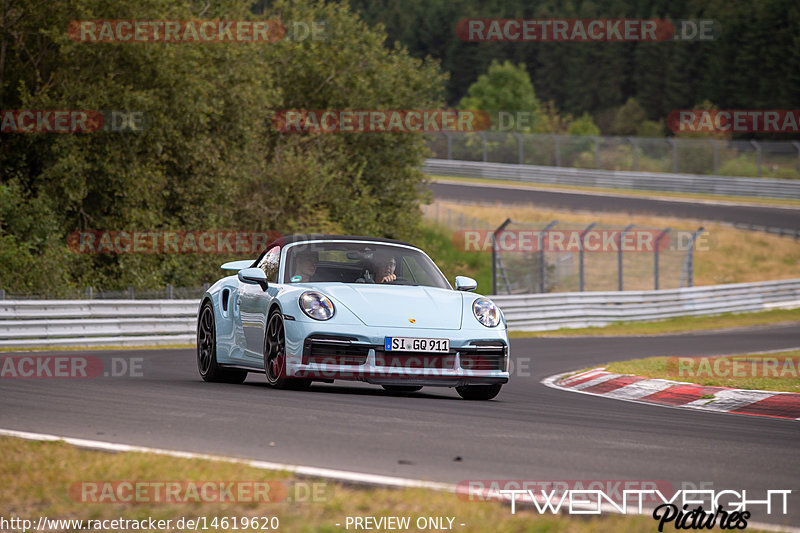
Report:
379,273,396,283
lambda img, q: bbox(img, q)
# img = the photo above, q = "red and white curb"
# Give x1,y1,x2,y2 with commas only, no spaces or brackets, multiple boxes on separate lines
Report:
543,368,800,421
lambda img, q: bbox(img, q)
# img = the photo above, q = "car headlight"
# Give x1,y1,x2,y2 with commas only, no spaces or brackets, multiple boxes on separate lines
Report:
472,298,500,327
299,291,335,321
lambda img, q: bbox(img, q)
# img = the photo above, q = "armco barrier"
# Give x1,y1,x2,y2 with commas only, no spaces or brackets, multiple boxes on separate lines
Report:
493,279,800,331
423,159,800,200
1,280,799,346
0,300,198,348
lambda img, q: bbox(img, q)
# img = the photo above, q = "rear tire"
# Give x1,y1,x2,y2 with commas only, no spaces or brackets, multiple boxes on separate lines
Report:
455,384,502,401
264,310,311,390
381,385,423,393
197,301,247,384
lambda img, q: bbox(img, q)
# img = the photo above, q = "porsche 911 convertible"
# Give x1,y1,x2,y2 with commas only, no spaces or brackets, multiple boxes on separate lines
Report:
196,235,510,400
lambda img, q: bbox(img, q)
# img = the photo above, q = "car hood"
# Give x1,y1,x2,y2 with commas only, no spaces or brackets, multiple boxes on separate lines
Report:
317,284,464,329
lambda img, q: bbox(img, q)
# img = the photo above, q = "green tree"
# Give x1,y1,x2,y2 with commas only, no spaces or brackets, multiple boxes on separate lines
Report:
458,60,541,132
0,0,446,294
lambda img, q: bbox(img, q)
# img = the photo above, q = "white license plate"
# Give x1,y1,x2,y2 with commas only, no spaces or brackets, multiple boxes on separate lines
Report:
384,337,450,353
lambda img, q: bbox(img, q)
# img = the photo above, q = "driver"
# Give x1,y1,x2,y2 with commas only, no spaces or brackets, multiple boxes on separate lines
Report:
291,249,318,282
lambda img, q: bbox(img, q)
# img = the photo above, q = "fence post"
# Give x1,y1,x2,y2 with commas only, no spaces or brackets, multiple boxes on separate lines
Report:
680,227,704,288
128,286,134,299
750,140,761,177
618,224,635,291
445,132,453,160
492,218,513,295
0,289,5,300
667,138,678,172
166,284,174,299
539,221,558,293
86,286,93,300
593,136,600,168
513,132,523,164
629,137,639,171
480,131,488,162
710,139,718,176
654,228,671,290
579,222,597,291
552,134,561,167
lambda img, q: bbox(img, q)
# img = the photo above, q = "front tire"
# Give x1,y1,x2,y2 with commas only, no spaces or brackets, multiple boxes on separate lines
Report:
455,384,502,401
197,301,247,384
264,310,311,390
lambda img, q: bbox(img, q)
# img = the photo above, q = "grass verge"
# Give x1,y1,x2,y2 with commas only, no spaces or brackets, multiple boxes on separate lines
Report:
430,200,800,287
601,350,800,393
509,307,800,337
0,436,711,533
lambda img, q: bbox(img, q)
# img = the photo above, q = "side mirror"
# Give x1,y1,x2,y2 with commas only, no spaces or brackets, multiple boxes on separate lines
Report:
454,275,477,292
238,267,268,291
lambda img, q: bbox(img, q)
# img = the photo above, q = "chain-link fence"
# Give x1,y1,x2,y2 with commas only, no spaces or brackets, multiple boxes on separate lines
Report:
428,132,800,179
423,204,703,294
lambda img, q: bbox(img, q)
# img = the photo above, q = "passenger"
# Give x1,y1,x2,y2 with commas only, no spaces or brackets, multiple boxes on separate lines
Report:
374,255,397,283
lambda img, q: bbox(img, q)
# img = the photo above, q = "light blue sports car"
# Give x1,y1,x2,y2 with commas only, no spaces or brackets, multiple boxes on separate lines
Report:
196,235,509,400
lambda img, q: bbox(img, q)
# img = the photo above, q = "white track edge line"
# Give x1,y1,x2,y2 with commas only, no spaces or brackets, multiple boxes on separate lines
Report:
1,428,798,532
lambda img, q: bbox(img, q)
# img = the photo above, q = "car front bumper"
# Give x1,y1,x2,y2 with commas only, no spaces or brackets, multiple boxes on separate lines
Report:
284,323,511,387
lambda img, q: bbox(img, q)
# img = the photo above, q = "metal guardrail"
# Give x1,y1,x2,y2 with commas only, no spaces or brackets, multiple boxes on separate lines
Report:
0,300,198,348
1,280,799,346
493,278,800,331
423,159,800,200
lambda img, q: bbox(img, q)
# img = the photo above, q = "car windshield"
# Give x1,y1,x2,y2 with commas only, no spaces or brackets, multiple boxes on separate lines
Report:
282,242,450,289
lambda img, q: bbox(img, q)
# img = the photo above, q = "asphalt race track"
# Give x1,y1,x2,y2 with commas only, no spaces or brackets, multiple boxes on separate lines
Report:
2,324,799,526
429,181,800,231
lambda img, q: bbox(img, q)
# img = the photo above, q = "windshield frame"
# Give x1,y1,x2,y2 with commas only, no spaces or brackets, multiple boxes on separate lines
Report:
278,239,452,289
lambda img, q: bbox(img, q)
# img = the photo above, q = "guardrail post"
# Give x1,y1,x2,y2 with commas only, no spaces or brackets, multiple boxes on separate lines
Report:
513,132,523,164
628,137,639,171
618,224,635,291
654,228,671,290
445,132,453,160
539,221,558,293
552,134,561,167
579,222,597,291
710,139,718,176
680,227,704,287
750,140,761,177
492,218,512,295
480,131,488,162
667,138,678,172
